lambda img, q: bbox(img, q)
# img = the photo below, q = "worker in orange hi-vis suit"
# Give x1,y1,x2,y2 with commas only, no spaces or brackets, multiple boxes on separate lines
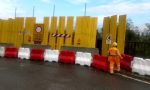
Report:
108,42,123,74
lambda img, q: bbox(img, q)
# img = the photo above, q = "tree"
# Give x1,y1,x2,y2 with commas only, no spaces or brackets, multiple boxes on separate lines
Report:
145,23,150,31
142,23,150,41
125,19,140,42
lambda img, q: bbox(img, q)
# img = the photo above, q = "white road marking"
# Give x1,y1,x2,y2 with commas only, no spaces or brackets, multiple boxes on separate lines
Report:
116,73,150,85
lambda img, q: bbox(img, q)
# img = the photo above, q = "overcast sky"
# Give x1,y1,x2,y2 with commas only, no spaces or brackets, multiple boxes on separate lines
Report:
0,0,150,30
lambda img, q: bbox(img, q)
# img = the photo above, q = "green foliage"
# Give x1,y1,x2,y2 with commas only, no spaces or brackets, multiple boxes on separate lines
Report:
125,19,150,58
126,19,140,42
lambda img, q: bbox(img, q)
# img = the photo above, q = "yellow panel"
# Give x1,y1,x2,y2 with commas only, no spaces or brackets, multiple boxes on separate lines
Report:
24,17,36,44
81,16,85,47
12,19,18,46
117,15,126,54
7,19,13,44
102,17,110,56
11,20,16,45
0,20,5,43
90,17,98,48
15,17,24,47
5,20,8,43
74,16,82,47
56,16,65,49
2,20,9,43
65,16,74,46
13,19,18,47
109,15,117,48
41,17,49,45
49,17,57,49
82,16,91,48
0,20,2,42
74,16,94,48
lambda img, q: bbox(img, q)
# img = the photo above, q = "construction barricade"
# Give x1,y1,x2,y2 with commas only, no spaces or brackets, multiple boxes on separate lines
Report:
120,54,133,72
30,48,44,61
18,48,30,60
59,50,75,64
132,57,150,76
0,46,5,57
44,49,59,62
91,54,109,72
75,52,92,66
4,47,18,58
144,59,150,75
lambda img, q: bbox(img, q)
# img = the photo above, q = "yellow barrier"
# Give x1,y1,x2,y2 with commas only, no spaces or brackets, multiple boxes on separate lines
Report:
24,17,36,44
0,16,126,54
117,15,126,54
0,20,3,42
7,19,14,44
109,15,117,48
49,17,57,49
41,17,49,45
1,20,9,43
65,16,74,46
90,17,98,48
74,16,97,48
0,20,4,43
102,17,110,56
82,16,91,47
14,17,24,47
56,16,65,49
74,16,82,47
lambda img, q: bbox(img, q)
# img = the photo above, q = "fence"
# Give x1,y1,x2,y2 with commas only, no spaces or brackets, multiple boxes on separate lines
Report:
0,16,98,49
125,42,150,58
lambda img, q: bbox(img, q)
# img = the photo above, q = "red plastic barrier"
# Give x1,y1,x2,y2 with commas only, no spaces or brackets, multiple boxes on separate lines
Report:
120,54,133,72
91,54,109,72
30,49,44,61
59,50,75,64
4,47,18,58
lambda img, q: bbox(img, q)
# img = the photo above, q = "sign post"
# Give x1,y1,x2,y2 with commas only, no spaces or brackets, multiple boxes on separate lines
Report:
106,34,112,45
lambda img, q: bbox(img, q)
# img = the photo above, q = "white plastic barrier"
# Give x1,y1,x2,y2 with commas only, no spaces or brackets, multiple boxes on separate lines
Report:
0,46,5,57
132,57,150,76
75,52,92,66
144,59,150,75
18,48,30,59
44,49,59,62
132,57,144,75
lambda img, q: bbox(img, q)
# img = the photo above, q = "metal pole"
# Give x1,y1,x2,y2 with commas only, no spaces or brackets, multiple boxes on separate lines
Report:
53,4,55,16
33,6,35,17
15,7,17,18
84,3,87,16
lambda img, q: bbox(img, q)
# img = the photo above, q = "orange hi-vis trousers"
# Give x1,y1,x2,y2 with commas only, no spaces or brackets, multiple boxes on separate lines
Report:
108,56,120,74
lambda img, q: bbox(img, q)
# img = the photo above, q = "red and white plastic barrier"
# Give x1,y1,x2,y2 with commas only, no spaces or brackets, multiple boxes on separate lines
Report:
59,50,75,64
2,44,150,76
75,52,92,66
44,49,59,62
91,54,109,72
30,49,44,61
18,48,30,60
4,47,18,58
131,57,150,75
120,54,133,72
0,46,5,57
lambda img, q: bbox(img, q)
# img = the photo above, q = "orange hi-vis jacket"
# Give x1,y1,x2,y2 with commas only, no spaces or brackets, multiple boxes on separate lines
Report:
108,47,121,58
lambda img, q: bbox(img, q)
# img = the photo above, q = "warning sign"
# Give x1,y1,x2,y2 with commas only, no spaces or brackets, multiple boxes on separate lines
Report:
34,24,44,44
106,34,112,44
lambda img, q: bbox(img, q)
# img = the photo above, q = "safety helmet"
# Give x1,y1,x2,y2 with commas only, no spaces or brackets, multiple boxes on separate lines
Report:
112,42,117,47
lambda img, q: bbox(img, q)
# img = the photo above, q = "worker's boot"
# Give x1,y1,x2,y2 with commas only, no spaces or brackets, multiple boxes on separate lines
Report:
117,66,120,72
110,68,114,74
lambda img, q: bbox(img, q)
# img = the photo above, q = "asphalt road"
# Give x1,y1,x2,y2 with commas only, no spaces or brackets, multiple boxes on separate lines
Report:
0,58,150,90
